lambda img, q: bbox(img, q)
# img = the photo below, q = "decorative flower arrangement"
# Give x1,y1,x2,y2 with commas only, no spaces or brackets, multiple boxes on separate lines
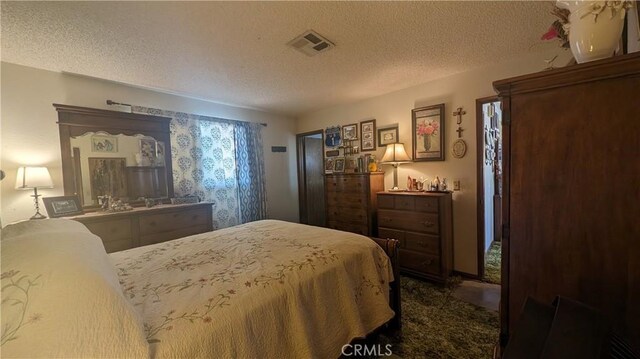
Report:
417,121,439,137
542,1,634,48
542,6,571,48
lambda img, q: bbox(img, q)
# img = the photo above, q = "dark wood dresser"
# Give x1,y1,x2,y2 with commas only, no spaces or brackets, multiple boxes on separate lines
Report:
72,203,213,253
377,192,453,283
494,53,640,351
325,172,384,236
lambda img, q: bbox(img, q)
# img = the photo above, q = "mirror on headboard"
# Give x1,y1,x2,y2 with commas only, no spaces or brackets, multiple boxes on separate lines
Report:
54,104,174,209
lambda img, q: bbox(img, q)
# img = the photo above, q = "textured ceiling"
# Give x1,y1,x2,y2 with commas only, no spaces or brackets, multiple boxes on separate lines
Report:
1,1,556,117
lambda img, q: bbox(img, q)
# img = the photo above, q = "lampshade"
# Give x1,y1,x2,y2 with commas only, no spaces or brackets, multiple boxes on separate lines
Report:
15,167,53,190
380,143,412,163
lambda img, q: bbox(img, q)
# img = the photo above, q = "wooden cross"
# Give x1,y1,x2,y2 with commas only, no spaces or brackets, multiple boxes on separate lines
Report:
453,107,466,138
453,107,466,124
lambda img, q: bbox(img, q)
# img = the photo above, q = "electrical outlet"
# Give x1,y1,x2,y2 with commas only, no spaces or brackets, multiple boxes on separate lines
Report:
453,180,461,191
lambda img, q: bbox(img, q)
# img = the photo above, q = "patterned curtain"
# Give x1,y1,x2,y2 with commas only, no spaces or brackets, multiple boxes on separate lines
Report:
234,121,267,223
131,106,262,229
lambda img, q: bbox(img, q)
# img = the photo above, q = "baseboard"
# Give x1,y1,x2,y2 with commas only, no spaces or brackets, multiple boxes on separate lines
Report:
453,270,481,281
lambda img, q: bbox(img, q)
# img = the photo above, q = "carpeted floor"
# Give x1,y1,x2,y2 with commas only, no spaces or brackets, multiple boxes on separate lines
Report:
483,242,501,285
376,276,499,359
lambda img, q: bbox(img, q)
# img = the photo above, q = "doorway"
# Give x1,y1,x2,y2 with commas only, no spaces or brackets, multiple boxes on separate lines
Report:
476,96,502,284
296,130,326,227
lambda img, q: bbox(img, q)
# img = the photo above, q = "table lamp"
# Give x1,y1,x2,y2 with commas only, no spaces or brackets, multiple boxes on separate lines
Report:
15,166,53,220
380,143,412,190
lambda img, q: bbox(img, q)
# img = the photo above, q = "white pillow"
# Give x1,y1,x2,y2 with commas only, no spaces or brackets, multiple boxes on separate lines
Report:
1,219,150,358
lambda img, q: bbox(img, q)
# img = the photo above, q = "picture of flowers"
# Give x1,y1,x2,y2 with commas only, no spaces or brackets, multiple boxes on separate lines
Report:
412,103,445,161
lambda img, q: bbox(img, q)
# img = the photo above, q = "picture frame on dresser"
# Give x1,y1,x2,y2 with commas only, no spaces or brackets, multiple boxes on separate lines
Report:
43,196,84,218
333,158,345,173
412,104,445,161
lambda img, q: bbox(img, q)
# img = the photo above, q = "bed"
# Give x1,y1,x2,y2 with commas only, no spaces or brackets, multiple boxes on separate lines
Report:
1,218,399,358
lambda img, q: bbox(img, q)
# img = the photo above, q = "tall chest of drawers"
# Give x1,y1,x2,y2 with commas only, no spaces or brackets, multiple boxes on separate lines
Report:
325,172,385,236
377,192,453,283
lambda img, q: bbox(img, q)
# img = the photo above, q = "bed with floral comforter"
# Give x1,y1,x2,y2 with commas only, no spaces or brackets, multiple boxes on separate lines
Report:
110,219,395,358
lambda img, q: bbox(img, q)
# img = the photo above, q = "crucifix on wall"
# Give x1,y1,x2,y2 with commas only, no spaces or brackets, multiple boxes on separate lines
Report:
451,106,468,159
453,107,466,138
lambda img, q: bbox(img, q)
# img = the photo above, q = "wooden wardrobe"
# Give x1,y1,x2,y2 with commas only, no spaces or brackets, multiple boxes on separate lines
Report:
494,53,640,351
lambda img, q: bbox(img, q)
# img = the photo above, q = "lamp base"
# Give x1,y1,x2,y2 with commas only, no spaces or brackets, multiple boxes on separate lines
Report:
30,212,47,220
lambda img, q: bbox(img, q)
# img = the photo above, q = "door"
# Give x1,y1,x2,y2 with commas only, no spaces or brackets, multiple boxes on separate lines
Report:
296,130,326,226
476,96,502,279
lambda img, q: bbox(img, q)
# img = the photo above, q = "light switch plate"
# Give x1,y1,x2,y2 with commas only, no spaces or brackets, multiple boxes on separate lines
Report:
453,180,461,191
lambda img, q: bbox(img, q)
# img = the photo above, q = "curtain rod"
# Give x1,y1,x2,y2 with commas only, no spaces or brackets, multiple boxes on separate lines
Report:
107,100,267,127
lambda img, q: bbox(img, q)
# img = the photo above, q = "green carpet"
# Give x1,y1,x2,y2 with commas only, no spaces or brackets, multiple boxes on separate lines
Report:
483,242,501,285
377,276,499,359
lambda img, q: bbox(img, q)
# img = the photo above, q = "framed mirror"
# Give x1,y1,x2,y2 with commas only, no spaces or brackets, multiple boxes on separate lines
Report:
54,104,174,210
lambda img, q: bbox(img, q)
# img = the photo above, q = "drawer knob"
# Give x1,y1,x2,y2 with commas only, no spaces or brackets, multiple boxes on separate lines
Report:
422,220,434,227
422,259,433,267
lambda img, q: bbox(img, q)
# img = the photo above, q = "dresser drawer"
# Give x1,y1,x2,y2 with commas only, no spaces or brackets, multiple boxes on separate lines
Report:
405,231,440,255
400,249,441,276
378,195,395,209
415,196,439,213
139,208,209,235
326,193,368,209
378,209,439,234
327,220,369,236
378,227,405,242
394,196,415,211
327,208,368,224
79,218,133,253
325,176,367,193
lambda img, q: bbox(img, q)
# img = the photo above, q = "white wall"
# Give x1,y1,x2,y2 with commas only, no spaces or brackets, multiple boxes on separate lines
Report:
296,48,572,276
1,62,299,224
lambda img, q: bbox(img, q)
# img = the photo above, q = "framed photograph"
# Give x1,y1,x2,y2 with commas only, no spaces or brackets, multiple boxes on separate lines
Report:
342,123,357,140
360,119,376,151
333,158,345,173
377,125,399,147
88,157,128,200
412,104,445,161
324,158,335,173
140,138,157,164
43,195,84,218
91,135,117,153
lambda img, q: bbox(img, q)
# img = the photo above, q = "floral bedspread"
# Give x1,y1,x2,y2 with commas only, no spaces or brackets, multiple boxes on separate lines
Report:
110,220,394,358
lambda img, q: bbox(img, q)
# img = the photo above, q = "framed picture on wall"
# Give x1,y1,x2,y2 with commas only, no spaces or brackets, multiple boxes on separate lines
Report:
377,125,399,147
342,124,357,140
325,158,335,173
333,158,345,172
360,119,376,151
412,104,445,161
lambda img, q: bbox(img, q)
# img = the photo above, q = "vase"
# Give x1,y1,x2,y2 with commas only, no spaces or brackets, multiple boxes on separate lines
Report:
556,1,627,63
422,135,432,151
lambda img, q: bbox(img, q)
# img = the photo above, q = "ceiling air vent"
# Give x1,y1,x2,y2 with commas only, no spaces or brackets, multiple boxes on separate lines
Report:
288,30,334,57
